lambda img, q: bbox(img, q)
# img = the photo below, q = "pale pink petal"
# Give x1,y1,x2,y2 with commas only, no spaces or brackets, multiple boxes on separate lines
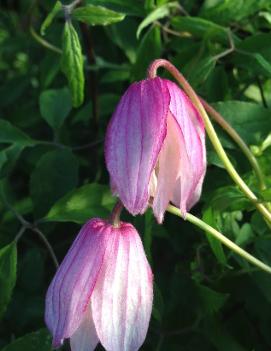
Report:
152,113,183,223
45,219,112,347
91,223,153,351
165,80,206,214
105,77,170,215
70,307,99,351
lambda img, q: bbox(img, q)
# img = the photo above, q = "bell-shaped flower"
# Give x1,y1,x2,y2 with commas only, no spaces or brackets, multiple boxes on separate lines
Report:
105,77,206,223
45,218,153,351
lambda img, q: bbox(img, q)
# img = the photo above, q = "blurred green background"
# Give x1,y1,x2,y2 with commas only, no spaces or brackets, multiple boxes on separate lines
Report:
1,0,271,350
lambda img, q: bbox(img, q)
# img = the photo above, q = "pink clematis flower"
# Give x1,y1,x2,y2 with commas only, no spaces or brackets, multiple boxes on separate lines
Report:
105,77,206,223
45,218,153,351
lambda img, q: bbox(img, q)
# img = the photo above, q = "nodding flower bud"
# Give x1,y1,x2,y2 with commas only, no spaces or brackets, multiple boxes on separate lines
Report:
45,218,153,351
105,77,206,223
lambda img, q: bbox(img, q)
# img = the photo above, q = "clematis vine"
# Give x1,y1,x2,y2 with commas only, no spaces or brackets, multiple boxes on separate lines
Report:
105,77,206,223
45,217,153,351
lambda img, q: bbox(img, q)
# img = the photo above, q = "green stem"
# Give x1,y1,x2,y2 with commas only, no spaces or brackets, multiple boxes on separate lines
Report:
30,26,62,54
148,59,271,224
201,99,266,190
167,205,271,274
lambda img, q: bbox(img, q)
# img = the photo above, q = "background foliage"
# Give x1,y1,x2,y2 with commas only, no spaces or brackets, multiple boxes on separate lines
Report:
1,0,271,350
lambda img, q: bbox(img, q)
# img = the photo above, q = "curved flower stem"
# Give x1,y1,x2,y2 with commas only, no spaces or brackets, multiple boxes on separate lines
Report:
110,201,123,228
201,99,266,190
148,59,271,224
167,205,271,274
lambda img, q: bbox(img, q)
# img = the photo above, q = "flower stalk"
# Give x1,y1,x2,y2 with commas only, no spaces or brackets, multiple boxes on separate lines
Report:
148,59,271,224
201,99,266,191
167,205,271,274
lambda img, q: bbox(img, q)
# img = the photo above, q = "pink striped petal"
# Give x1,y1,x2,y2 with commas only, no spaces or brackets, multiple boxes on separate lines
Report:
70,307,99,351
45,219,112,347
152,113,183,223
105,77,170,215
165,80,206,214
91,222,153,351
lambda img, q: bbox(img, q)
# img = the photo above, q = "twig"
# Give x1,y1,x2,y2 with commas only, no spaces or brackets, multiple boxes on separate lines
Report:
213,29,235,61
14,226,27,242
256,77,268,108
1,194,59,269
72,139,103,150
32,227,59,268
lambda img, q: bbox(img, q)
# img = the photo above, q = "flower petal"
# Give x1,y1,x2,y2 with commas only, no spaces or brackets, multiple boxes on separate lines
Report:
105,77,170,215
45,219,111,347
152,113,183,223
70,307,99,351
165,80,206,214
92,222,153,351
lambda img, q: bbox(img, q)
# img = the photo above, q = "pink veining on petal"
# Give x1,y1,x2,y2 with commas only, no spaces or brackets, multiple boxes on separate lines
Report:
164,80,206,214
105,77,170,215
45,219,112,347
152,112,183,223
91,222,153,351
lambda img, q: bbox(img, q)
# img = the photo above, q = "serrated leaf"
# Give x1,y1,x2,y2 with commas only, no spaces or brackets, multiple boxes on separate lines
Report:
136,2,178,38
45,183,115,224
0,242,17,320
1,329,51,351
39,87,72,130
30,149,79,218
0,119,34,146
202,207,227,266
73,5,125,26
61,22,84,107
40,1,62,36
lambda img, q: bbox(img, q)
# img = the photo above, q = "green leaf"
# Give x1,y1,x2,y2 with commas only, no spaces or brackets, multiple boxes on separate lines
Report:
73,5,125,25
61,22,84,108
106,18,138,63
86,0,145,16
0,144,24,178
1,329,51,351
45,183,114,224
210,186,251,212
212,101,271,145
0,242,17,320
197,284,229,315
202,207,227,266
200,0,270,25
40,1,62,36
136,2,178,38
0,119,34,146
204,318,247,351
39,87,72,130
171,16,229,43
252,52,271,78
186,56,216,87
132,26,161,80
30,149,79,218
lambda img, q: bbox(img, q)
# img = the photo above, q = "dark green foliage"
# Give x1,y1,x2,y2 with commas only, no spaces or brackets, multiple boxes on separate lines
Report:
0,0,271,350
